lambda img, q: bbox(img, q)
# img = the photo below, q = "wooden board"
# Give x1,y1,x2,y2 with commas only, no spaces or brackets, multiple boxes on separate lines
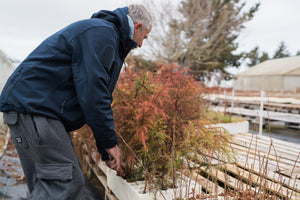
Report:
199,166,254,191
236,162,300,192
229,133,300,193
238,132,300,152
189,171,224,195
230,143,300,170
222,164,300,199
231,134,300,166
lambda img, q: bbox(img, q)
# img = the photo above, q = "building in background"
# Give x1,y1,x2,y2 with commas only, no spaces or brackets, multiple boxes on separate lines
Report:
234,56,300,92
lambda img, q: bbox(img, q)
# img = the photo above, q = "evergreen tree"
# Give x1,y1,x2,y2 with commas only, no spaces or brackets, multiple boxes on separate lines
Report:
165,0,259,81
246,47,269,67
273,41,290,59
259,51,269,63
246,46,260,67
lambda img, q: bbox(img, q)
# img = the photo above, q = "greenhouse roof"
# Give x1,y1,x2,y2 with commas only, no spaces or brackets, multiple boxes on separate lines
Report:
238,56,300,76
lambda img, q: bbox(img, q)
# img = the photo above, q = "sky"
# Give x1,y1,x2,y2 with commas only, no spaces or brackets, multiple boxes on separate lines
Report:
0,0,300,69
238,0,300,56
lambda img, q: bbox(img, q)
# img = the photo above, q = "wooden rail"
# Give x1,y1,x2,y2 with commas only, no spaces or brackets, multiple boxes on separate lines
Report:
207,95,300,114
212,106,300,128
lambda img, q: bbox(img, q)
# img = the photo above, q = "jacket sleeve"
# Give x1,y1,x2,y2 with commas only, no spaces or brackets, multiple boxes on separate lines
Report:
70,26,118,160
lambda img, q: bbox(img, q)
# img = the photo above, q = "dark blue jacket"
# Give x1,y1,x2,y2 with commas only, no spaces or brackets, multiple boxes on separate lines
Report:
0,7,137,160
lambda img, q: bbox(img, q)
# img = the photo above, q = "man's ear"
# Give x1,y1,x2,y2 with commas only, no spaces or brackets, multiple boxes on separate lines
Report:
134,23,143,33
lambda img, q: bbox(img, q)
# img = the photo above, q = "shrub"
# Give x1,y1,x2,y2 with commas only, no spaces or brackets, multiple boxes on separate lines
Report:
112,64,233,191
204,110,244,124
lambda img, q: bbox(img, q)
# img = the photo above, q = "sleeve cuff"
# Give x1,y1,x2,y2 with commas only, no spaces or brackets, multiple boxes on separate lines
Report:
97,141,118,161
99,148,110,161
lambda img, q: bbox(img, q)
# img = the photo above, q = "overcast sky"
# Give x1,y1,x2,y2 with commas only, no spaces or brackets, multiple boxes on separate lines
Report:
238,0,300,56
0,0,299,64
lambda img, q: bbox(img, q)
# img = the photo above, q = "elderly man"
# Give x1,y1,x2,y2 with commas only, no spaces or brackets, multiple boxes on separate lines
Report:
0,4,152,199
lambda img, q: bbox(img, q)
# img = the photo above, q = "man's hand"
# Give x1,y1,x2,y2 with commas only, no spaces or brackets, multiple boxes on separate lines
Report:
105,145,126,177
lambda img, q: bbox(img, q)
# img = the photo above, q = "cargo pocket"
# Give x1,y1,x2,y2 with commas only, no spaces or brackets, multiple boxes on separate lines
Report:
3,111,29,148
35,163,73,181
32,163,74,199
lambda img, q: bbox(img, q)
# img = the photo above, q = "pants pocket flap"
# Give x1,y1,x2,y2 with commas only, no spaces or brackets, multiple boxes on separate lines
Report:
36,163,73,181
3,111,18,125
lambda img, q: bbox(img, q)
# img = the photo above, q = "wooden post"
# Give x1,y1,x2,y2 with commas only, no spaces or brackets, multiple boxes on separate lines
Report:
259,90,265,135
231,89,235,107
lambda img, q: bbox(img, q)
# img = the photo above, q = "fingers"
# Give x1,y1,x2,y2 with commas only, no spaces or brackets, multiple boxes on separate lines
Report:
119,161,127,177
105,159,117,168
121,161,126,169
105,145,126,178
105,158,126,178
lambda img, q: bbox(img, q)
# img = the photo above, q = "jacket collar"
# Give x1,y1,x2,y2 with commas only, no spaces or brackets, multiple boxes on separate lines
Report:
91,7,138,59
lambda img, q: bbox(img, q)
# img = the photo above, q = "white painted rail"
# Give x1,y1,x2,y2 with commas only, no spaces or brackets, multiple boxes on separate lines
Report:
212,106,300,125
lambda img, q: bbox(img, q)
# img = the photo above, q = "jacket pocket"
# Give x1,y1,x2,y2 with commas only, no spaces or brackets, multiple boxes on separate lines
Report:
4,112,29,149
60,95,76,114
35,163,73,181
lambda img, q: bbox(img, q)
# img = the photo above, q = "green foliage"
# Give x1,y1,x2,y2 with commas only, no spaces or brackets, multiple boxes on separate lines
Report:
273,41,290,59
246,41,295,67
245,46,271,67
205,110,243,123
112,64,233,191
259,52,269,63
126,55,158,72
245,46,260,67
164,0,259,81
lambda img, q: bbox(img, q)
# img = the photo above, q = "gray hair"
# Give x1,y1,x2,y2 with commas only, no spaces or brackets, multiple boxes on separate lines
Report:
128,4,153,30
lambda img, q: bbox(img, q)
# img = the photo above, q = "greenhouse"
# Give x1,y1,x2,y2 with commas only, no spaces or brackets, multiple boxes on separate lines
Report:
234,56,300,92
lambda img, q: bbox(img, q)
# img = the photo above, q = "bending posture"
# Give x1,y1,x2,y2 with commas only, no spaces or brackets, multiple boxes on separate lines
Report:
0,4,152,199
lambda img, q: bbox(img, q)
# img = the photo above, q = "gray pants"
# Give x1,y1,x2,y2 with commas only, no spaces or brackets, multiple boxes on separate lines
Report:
3,111,85,200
